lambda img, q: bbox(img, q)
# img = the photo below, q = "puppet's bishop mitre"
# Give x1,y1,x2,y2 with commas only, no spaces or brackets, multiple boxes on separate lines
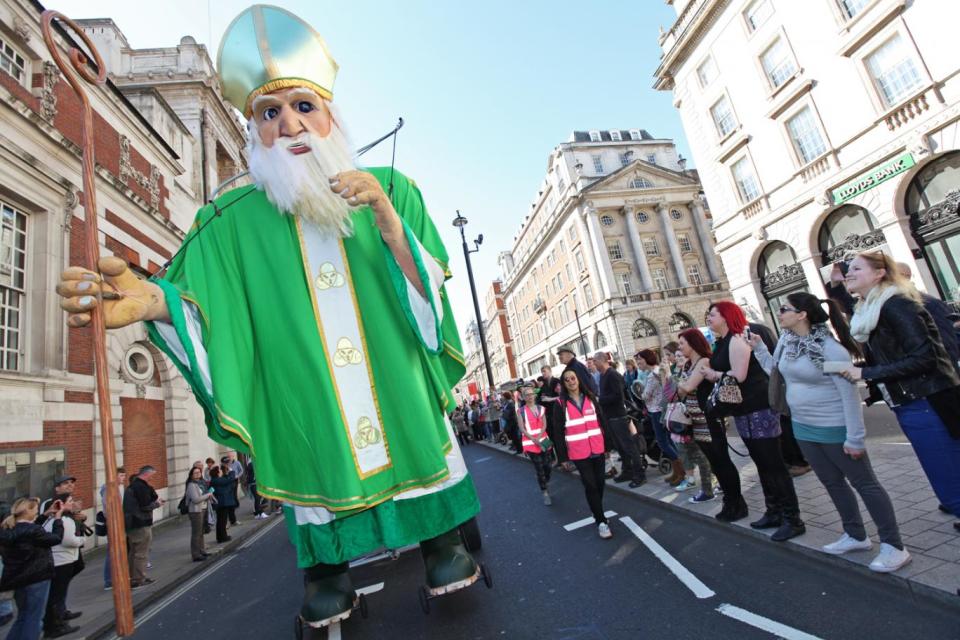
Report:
217,4,339,118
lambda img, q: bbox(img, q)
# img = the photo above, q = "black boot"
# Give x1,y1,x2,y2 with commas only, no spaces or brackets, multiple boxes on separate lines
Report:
715,495,748,522
750,511,782,529
771,510,805,542
420,528,479,593
301,562,355,626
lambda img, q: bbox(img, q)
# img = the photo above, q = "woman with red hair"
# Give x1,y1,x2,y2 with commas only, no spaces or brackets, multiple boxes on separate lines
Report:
677,328,745,516
703,302,805,541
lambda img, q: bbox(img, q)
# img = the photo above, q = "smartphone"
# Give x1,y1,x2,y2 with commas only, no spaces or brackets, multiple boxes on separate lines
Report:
822,361,848,374
743,327,752,340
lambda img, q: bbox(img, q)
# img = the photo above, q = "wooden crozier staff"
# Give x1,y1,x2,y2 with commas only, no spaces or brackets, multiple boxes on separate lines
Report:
41,10,135,636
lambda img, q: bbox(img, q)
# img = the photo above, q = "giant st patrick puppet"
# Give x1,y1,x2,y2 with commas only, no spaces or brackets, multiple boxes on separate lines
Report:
57,4,480,628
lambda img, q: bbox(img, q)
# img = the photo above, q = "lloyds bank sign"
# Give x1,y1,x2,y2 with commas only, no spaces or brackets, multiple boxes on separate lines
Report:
831,152,915,205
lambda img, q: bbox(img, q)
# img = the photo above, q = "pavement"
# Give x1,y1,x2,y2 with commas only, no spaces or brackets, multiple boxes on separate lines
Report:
52,496,280,640
478,403,960,606
119,444,960,640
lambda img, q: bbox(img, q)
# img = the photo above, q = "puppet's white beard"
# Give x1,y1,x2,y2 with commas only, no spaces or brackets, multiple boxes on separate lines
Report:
247,124,357,236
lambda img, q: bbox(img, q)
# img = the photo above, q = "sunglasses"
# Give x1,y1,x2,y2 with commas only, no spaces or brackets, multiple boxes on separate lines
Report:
778,305,799,314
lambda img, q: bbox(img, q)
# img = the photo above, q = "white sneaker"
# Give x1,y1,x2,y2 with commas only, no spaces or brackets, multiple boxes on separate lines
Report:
597,522,613,539
822,533,872,555
869,543,912,573
542,491,552,506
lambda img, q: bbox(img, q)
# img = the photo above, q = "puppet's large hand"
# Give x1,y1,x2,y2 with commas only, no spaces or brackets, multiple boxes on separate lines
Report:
329,170,403,240
57,256,168,328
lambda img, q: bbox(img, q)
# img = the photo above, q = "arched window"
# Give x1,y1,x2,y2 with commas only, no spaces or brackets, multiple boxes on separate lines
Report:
668,312,694,332
632,318,658,339
907,151,960,301
595,331,607,348
758,241,809,331
818,205,882,265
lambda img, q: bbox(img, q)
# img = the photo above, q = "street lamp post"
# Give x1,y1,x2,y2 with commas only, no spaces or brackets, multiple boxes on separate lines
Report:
453,210,495,393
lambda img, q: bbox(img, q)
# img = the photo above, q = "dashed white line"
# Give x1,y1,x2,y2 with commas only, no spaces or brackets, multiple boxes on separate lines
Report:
563,511,618,531
716,603,824,640
619,516,715,599
356,582,385,596
475,456,493,462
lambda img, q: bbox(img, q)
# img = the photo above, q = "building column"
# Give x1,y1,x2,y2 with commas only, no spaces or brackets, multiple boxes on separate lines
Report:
623,206,654,291
657,203,689,288
581,207,615,300
689,198,721,283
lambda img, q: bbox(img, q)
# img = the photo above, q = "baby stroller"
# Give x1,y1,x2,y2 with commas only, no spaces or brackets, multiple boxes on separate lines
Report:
626,384,672,476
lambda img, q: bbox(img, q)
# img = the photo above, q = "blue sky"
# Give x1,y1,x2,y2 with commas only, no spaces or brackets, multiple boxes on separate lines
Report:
56,0,690,344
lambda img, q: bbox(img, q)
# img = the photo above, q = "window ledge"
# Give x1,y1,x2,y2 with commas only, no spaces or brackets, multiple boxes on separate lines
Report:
793,151,837,184
837,0,907,57
765,68,804,103
738,196,769,220
766,78,815,119
715,130,751,164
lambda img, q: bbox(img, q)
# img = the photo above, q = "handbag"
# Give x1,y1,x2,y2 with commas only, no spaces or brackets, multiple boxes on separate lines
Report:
664,392,692,435
538,436,553,453
177,495,189,516
706,374,743,418
769,364,790,416
94,510,107,537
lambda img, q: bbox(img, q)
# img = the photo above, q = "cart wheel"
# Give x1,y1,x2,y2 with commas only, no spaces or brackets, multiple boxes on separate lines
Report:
458,517,482,552
358,593,368,619
294,616,303,640
418,585,431,614
658,458,672,475
480,563,493,589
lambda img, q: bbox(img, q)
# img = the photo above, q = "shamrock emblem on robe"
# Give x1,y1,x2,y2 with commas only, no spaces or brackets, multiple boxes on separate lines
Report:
315,262,346,290
333,337,363,367
353,416,382,449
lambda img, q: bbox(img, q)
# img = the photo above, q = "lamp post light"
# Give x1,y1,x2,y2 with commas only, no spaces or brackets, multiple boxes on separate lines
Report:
453,210,495,393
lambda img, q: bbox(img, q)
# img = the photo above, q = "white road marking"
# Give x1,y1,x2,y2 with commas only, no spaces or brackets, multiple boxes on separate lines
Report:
716,603,824,640
563,511,618,531
356,582,385,596
327,622,342,640
105,518,284,640
620,516,715,599
475,456,493,462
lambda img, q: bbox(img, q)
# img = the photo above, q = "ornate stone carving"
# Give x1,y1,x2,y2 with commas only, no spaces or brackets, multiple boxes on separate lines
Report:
135,384,146,399
40,61,59,123
912,189,960,236
814,190,832,207
761,263,806,292
909,132,932,158
823,229,886,264
752,227,768,241
119,135,161,211
62,188,78,230
13,17,30,43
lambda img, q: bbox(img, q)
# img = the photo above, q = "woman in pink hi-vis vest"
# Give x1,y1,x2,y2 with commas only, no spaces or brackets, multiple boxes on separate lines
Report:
553,368,612,539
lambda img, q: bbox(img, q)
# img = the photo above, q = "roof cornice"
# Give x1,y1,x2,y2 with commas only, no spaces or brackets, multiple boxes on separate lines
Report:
653,0,732,91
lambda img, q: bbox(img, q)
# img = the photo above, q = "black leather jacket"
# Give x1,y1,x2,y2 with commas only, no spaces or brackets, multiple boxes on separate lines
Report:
862,294,960,405
0,519,64,590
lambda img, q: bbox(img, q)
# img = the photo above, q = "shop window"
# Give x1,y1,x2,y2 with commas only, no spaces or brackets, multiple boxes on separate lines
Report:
632,318,658,339
908,152,960,301
0,450,66,506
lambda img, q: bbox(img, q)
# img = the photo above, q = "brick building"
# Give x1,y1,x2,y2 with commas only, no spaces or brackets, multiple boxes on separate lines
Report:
0,0,245,531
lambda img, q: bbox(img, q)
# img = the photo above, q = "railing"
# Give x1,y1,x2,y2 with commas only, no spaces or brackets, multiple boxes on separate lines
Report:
739,197,766,220
660,0,707,54
799,154,832,183
613,281,726,305
882,91,930,131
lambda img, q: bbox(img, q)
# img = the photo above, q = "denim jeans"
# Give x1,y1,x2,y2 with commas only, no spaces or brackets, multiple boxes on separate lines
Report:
649,411,678,460
8,580,50,640
103,540,111,588
893,398,960,516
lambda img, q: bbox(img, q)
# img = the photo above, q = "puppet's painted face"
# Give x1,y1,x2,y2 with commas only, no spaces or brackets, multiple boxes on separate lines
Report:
252,87,334,151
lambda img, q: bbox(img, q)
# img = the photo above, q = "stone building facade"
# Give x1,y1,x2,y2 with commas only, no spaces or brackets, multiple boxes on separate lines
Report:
500,130,728,377
0,0,245,534
654,0,960,327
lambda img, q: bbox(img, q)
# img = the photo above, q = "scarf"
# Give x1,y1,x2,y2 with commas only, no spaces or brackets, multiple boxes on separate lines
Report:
850,284,904,343
781,323,829,371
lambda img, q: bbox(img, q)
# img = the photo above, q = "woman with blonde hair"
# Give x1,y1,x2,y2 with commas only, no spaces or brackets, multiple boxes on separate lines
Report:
842,250,960,538
0,497,66,640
